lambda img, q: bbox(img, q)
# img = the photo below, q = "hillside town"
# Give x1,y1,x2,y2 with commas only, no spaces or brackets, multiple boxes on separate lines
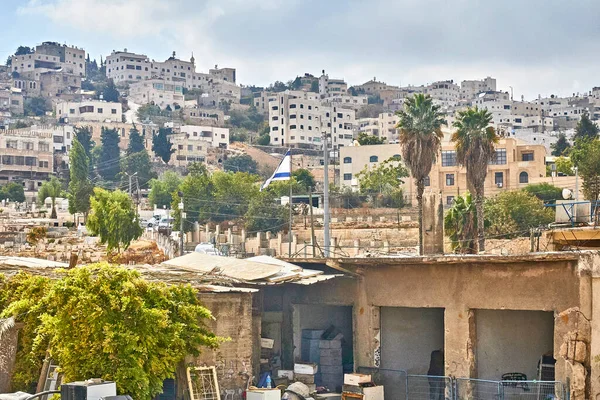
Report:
2,31,600,400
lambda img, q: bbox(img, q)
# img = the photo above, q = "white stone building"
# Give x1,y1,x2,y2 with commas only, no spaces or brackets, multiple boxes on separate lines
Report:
128,79,185,109
11,42,86,78
319,70,348,98
55,100,123,123
460,77,497,100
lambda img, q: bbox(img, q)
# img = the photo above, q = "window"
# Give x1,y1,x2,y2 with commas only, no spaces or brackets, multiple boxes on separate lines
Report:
24,142,34,150
495,172,503,186
490,148,507,165
290,125,297,129
446,196,455,205
343,173,352,180
290,114,296,119
39,161,49,168
6,140,17,149
343,157,352,164
424,176,430,186
111,109,117,114
369,156,378,162
69,109,75,114
522,152,534,161
187,145,193,151
441,150,457,167
178,145,184,150
39,142,50,152
519,171,529,183
446,173,455,186
290,104,297,109
97,108,103,113
197,146,202,150
300,104,304,109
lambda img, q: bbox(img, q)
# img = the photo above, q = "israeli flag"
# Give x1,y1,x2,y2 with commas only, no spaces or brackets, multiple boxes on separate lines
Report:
261,149,291,191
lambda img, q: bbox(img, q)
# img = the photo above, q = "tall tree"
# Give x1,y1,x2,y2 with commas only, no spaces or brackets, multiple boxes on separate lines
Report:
127,124,145,155
171,163,214,232
98,127,121,181
211,172,260,222
551,132,571,156
223,154,258,174
292,169,316,192
245,191,286,233
68,138,93,218
74,126,94,158
38,176,63,219
357,132,386,145
152,127,175,164
120,151,156,189
87,188,143,252
444,192,477,254
573,113,599,143
102,79,120,102
0,182,25,202
396,94,446,255
571,139,600,203
148,171,182,209
452,106,498,252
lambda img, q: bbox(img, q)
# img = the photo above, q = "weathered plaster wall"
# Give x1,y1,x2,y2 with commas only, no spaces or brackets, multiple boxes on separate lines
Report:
475,309,554,380
0,324,21,393
380,307,444,374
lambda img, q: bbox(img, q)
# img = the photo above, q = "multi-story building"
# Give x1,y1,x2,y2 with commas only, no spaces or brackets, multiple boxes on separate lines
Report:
39,71,82,99
169,125,229,165
55,100,123,123
268,91,356,149
11,42,86,78
128,79,185,109
254,91,278,114
340,133,546,205
357,112,399,143
324,94,369,111
425,80,460,108
0,127,54,190
353,78,398,96
319,71,348,98
179,125,229,149
0,88,24,115
105,49,153,82
182,107,225,127
460,77,497,100
208,65,236,83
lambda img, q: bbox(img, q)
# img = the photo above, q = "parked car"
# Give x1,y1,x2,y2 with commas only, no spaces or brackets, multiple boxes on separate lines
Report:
194,242,221,256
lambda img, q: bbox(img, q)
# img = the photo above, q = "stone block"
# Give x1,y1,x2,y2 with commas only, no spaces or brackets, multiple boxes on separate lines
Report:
319,339,341,349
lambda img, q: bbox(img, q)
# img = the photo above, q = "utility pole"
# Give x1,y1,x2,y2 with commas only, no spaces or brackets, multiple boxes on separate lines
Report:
323,109,331,257
178,191,184,256
288,150,293,257
125,172,138,198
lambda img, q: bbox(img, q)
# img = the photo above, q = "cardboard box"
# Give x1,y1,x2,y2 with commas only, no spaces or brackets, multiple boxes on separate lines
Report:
261,338,274,349
319,339,342,349
294,363,318,375
295,373,315,384
277,370,294,380
344,374,372,386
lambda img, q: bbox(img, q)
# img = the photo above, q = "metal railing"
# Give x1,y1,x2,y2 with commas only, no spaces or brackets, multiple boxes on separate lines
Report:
357,367,568,400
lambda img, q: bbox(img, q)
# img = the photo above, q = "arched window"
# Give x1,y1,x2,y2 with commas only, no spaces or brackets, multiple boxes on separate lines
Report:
343,157,352,164
519,171,529,183
369,156,378,163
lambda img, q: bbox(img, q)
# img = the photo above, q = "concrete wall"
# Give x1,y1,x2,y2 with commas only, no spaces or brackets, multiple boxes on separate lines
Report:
380,307,444,374
180,292,255,400
475,309,554,381
0,324,21,393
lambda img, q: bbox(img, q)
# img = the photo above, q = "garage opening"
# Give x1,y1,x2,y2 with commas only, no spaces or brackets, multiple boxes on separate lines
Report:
475,309,554,381
292,304,354,392
380,307,445,374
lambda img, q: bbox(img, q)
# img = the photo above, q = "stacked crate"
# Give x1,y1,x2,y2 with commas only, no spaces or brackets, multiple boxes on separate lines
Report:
319,338,343,391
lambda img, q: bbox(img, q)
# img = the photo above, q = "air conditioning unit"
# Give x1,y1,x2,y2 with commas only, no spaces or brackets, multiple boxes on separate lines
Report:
61,380,117,400
496,183,503,188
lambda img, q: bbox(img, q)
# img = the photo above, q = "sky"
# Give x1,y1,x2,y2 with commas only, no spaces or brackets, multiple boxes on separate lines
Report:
2,0,600,101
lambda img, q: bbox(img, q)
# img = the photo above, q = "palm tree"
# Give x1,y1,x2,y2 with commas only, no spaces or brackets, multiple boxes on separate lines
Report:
38,176,63,219
444,192,477,254
396,94,446,255
452,107,498,252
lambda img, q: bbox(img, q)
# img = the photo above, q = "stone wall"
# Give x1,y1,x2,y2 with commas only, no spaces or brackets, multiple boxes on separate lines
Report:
0,323,21,393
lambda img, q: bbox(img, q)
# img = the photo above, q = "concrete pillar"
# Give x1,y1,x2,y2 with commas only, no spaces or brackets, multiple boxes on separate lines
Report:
192,222,200,243
354,276,380,368
354,239,360,256
227,228,233,244
383,241,390,254
215,224,221,237
444,306,476,378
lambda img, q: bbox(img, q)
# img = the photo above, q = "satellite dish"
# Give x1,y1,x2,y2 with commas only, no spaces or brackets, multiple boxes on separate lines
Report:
562,188,573,200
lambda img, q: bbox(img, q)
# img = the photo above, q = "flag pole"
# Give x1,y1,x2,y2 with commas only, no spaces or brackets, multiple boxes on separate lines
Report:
288,149,293,257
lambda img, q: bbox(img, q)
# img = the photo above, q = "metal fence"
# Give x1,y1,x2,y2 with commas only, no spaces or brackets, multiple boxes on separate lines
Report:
357,367,568,400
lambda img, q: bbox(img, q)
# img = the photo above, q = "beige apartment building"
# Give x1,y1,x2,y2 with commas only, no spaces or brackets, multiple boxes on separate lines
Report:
340,134,546,205
128,79,184,109
460,76,497,100
11,42,86,78
0,128,54,190
357,112,399,143
0,88,24,115
55,100,123,123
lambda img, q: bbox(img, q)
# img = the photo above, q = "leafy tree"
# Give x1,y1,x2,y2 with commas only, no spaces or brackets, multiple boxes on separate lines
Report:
357,132,386,145
551,132,571,156
24,97,50,116
74,126,94,159
14,46,34,56
171,163,214,232
152,127,175,164
573,113,599,143
547,156,574,176
356,155,408,195
523,183,563,204
223,154,258,174
485,190,554,237
293,169,316,192
571,139,600,202
38,176,63,218
329,185,363,209
257,133,271,145
0,264,219,400
268,80,289,92
98,127,121,181
368,94,383,105
310,80,319,93
5,56,11,67
102,79,120,102
81,80,96,91
0,182,25,202
68,138,93,217
227,107,265,132
148,171,182,209
452,106,498,252
211,171,260,222
127,124,146,155
137,103,163,120
396,94,446,255
87,188,143,252
245,190,286,233
230,128,249,143
444,192,477,254
120,151,156,189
